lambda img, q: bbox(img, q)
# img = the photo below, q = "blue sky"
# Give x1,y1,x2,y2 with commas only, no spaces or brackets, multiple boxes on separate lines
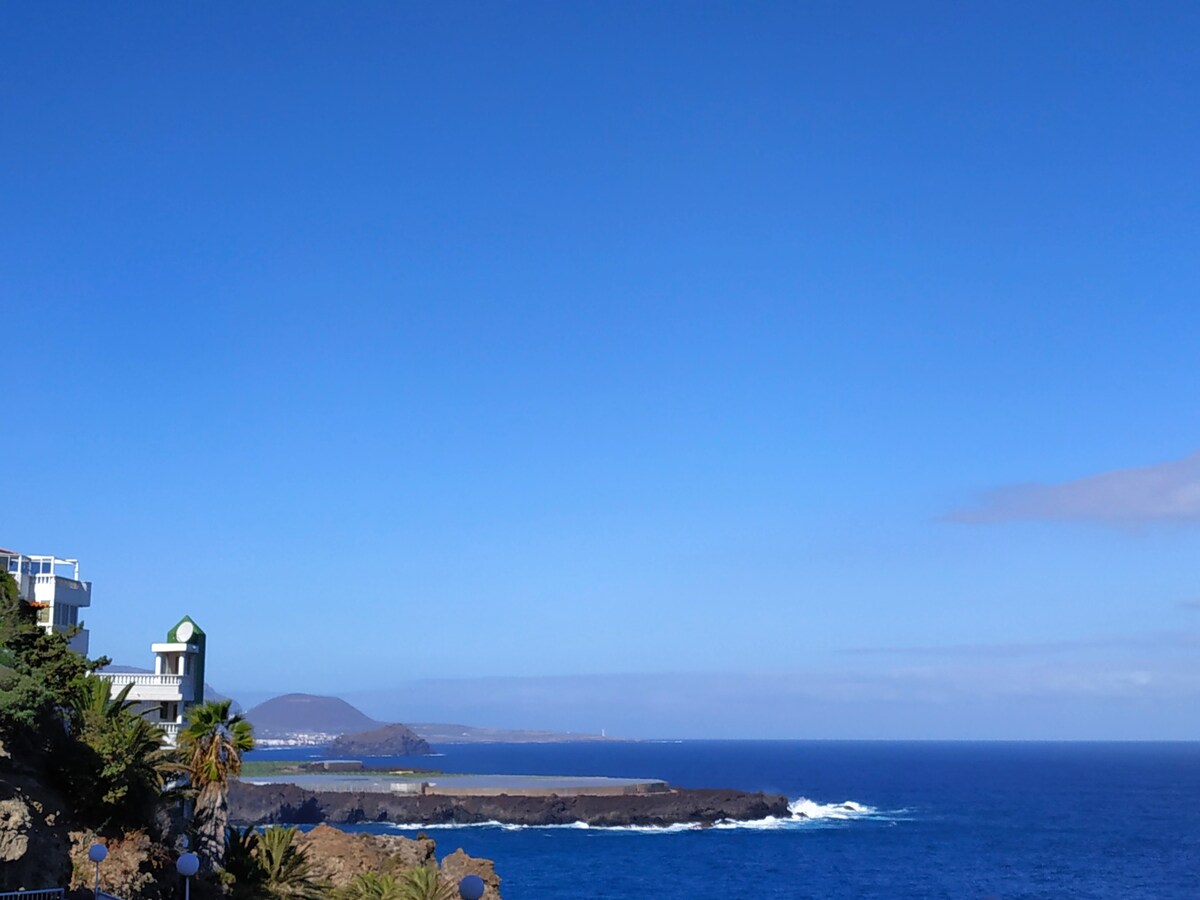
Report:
3,2,1198,738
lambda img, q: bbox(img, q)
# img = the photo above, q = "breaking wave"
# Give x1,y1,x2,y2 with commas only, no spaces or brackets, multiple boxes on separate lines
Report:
378,797,893,835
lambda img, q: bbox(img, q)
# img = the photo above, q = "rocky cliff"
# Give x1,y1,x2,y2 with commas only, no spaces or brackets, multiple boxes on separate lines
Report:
229,780,790,828
0,737,73,891
296,824,500,899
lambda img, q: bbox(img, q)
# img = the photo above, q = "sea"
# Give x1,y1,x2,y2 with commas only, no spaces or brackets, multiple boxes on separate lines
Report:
245,741,1200,899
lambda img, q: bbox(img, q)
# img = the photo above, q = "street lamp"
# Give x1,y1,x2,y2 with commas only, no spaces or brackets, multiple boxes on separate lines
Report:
87,843,107,896
176,852,200,900
459,874,485,900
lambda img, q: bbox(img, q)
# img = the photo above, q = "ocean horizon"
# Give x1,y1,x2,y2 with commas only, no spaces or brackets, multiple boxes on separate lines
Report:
247,738,1200,899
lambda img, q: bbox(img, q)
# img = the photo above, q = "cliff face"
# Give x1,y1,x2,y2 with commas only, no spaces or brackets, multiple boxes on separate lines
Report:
0,738,73,891
229,780,790,828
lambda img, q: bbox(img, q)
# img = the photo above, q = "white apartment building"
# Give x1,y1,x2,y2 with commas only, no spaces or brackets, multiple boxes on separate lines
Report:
1,547,92,654
101,616,207,747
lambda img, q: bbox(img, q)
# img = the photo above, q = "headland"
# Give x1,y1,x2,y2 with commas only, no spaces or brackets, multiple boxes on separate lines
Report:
230,778,790,828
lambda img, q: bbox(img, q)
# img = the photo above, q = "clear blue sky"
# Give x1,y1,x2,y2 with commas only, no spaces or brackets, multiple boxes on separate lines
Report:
4,2,1198,738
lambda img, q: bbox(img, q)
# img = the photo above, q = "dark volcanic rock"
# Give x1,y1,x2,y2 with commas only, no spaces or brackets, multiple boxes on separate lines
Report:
0,738,73,891
229,781,789,828
325,723,431,756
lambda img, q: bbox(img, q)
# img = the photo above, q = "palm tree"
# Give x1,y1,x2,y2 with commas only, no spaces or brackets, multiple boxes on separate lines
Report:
222,825,265,895
335,873,404,900
66,674,177,827
397,866,458,900
178,699,254,871
224,825,323,899
256,826,323,899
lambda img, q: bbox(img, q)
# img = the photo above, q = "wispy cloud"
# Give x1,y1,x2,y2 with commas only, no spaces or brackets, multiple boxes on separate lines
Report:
945,450,1200,525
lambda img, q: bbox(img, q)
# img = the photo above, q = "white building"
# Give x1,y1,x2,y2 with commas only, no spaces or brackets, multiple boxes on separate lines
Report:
0,547,92,654
2,544,209,748
102,616,207,747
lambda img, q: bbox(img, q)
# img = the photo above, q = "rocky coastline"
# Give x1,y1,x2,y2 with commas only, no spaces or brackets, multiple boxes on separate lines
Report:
229,780,790,828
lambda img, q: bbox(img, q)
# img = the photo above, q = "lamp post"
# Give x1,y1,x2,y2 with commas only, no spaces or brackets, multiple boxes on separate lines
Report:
87,843,107,897
458,874,486,900
176,852,199,900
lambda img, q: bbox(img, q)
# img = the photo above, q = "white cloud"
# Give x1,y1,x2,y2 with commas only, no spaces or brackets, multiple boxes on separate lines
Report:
946,450,1200,524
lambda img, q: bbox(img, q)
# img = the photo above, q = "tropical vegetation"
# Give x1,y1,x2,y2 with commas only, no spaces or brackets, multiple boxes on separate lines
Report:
334,869,459,900
223,825,323,899
1,571,480,899
59,674,179,829
178,698,256,871
0,570,107,738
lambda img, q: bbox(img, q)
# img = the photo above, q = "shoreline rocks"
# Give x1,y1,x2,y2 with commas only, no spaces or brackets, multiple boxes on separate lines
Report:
296,825,501,899
229,781,790,828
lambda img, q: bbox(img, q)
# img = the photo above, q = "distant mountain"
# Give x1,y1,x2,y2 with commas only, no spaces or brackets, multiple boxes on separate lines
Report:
326,723,432,756
408,722,617,744
244,693,383,738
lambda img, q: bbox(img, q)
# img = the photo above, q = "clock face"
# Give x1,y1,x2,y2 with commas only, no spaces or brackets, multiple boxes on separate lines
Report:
176,621,195,642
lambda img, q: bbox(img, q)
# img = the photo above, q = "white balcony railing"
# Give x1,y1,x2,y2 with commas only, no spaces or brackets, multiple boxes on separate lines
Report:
105,673,184,687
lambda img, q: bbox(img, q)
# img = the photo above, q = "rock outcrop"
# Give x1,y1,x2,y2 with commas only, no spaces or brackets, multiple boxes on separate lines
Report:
0,738,73,891
294,824,436,882
230,781,790,828
67,830,171,900
325,723,432,757
294,825,500,898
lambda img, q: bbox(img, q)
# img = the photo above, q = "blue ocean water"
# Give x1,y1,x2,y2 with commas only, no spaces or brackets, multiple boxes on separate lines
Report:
247,741,1200,899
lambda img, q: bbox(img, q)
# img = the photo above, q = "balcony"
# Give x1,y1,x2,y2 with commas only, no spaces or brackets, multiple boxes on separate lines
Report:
103,672,193,703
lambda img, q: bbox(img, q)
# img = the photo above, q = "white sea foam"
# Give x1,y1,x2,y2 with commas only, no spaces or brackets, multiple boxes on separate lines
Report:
788,798,876,820
378,797,889,834
386,820,508,830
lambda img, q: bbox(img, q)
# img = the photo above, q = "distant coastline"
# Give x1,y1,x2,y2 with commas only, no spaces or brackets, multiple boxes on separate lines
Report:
243,692,618,747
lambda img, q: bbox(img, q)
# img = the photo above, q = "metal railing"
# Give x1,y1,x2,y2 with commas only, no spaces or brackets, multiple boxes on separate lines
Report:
0,890,65,900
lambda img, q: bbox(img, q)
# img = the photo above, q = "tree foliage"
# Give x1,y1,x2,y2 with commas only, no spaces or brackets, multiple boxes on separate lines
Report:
56,675,179,829
0,572,173,834
0,571,109,742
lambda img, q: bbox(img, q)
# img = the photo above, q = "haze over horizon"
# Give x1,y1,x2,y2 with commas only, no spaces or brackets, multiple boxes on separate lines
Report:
4,3,1198,740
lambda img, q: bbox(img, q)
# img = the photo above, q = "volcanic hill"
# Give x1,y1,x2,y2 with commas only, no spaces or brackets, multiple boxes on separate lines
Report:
245,692,384,738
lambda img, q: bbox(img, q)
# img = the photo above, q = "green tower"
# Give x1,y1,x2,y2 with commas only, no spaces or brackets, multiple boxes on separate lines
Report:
165,615,206,707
